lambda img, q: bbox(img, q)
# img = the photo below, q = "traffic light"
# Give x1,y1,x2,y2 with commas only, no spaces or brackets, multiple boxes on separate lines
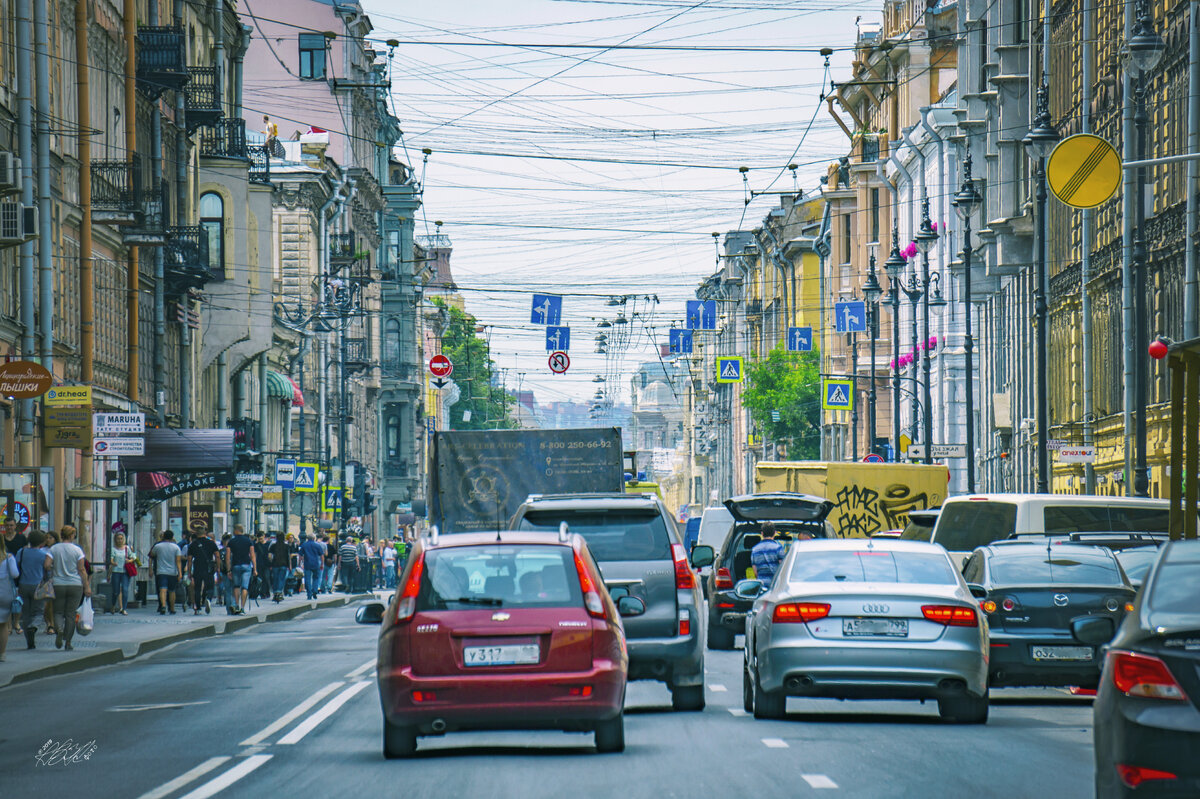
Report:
230,417,261,469
363,489,379,515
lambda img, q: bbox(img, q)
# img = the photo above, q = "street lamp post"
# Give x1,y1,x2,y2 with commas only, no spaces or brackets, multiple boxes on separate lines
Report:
915,195,939,465
863,253,884,458
1024,80,1060,493
905,266,922,448
953,154,983,492
884,224,907,460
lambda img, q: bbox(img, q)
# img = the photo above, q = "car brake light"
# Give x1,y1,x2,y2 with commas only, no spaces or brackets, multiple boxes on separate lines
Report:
1108,650,1189,700
678,609,690,637
773,602,830,623
395,553,425,623
672,543,695,590
715,567,734,590
982,600,997,614
922,605,978,626
573,550,606,619
1116,764,1178,788
1001,597,1017,611
412,690,436,703
568,685,593,698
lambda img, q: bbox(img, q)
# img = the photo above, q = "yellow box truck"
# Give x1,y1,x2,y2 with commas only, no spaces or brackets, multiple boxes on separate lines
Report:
754,461,949,538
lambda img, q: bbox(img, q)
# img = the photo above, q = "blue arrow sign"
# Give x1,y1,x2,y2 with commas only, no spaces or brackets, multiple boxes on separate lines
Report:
531,294,563,326
835,301,868,333
686,299,717,330
669,328,693,354
787,326,813,352
545,326,570,351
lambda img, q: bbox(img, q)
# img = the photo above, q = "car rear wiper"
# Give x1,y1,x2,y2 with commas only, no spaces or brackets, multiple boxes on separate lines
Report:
448,596,504,606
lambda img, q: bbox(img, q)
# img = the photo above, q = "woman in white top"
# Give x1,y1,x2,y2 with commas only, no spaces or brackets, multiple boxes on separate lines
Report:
0,535,19,661
48,525,91,650
108,532,134,615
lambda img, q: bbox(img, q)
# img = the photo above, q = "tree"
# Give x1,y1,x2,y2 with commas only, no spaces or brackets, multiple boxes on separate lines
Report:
742,347,821,459
431,298,516,429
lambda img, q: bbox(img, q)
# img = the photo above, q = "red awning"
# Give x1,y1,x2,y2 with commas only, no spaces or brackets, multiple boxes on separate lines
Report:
136,471,172,490
288,376,305,408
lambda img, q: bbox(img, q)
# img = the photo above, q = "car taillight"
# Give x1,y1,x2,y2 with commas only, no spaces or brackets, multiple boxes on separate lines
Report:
715,567,734,590
573,550,606,619
672,543,695,590
773,602,830,623
1001,597,1017,611
394,553,425,623
981,600,997,614
1116,764,1178,788
678,608,690,636
922,605,978,626
1108,650,1189,700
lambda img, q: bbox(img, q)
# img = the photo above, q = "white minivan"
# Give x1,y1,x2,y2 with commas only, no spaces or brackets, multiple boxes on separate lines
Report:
930,493,1172,566
694,506,734,593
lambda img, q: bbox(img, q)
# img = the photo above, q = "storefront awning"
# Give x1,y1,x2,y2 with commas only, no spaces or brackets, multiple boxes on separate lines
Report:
266,370,304,407
136,472,172,490
120,429,234,473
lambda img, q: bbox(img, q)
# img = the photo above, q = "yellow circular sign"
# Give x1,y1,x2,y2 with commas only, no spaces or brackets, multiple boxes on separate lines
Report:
1046,134,1122,209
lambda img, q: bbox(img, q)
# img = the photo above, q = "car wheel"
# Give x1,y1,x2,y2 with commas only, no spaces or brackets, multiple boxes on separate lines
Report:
671,683,705,711
743,664,755,713
383,719,417,759
707,624,736,650
594,711,625,753
753,672,786,720
937,690,989,724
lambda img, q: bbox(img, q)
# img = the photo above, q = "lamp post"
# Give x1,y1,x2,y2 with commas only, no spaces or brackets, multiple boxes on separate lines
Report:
903,263,923,448
953,154,983,491
884,223,906,460
1127,0,1165,497
863,252,884,458
1024,79,1060,493
915,194,940,465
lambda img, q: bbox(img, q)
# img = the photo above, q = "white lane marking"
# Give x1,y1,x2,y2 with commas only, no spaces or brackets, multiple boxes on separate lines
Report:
762,737,789,748
213,662,289,669
109,701,210,712
239,682,345,747
345,658,376,679
727,708,749,717
176,754,272,799
802,775,839,789
277,682,370,745
135,756,231,799
707,683,727,692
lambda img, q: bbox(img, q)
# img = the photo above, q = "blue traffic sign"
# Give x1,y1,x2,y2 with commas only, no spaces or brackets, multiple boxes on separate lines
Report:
716,356,743,383
531,294,563,326
293,463,318,492
788,326,813,352
669,328,693,354
322,487,344,513
686,299,717,331
545,326,570,351
275,458,297,489
835,301,868,333
822,379,854,410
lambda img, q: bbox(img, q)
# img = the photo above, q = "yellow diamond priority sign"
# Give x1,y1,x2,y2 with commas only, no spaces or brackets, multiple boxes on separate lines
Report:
1046,134,1121,209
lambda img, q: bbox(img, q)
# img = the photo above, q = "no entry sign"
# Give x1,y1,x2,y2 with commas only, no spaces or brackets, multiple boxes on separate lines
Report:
429,354,453,378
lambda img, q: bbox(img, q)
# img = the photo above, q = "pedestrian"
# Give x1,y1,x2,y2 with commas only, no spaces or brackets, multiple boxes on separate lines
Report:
218,533,233,608
356,537,371,592
0,535,18,661
149,530,182,615
41,530,57,634
186,527,219,615
750,521,786,585
395,537,407,572
49,525,91,650
322,533,337,593
15,531,49,648
338,535,359,593
178,531,193,610
299,532,324,600
268,533,290,602
253,532,270,600
3,518,27,638
108,531,135,615
225,524,257,615
382,539,397,589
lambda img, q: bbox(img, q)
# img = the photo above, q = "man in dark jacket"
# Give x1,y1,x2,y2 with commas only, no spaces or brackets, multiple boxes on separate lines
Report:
268,534,291,602
253,532,271,600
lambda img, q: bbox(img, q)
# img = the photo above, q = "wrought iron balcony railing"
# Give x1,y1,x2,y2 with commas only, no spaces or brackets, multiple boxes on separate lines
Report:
136,26,188,98
200,118,247,159
185,66,222,132
90,160,167,243
248,145,270,185
344,337,372,373
164,225,217,295
330,232,358,264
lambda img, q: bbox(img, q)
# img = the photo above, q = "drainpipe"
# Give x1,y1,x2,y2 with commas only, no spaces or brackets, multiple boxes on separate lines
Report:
1121,0,1134,494
16,0,34,460
123,0,138,403
148,0,165,427
1186,0,1200,339
888,143,915,238
258,354,268,531
216,352,228,426
175,0,188,426
76,0,93,482
34,0,51,376
1082,0,1097,492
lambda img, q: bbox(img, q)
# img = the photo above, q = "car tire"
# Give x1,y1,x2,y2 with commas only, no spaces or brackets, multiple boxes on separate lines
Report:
753,672,786,720
594,711,625,753
743,664,755,713
383,719,417,759
937,690,989,724
707,624,736,650
671,683,706,711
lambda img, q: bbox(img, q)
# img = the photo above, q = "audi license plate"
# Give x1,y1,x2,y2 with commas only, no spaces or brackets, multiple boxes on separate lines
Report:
463,643,540,667
843,618,908,637
1031,645,1093,661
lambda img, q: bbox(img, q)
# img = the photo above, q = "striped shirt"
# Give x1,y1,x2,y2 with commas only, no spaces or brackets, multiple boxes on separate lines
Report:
750,539,785,584
339,542,359,565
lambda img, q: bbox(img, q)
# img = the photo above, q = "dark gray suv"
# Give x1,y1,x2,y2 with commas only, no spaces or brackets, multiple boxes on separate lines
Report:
511,492,709,711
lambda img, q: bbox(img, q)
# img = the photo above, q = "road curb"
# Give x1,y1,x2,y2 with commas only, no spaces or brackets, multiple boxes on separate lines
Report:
0,594,366,688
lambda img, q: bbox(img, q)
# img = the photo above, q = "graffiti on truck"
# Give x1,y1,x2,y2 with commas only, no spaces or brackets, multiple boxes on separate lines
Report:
831,482,933,538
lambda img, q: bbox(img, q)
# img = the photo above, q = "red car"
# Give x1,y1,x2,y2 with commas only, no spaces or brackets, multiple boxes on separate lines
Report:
356,528,644,758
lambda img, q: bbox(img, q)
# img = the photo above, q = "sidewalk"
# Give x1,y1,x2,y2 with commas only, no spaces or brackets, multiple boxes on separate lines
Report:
0,589,374,688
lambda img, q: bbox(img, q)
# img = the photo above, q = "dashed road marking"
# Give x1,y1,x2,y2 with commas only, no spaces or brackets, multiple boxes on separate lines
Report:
727,708,749,717
277,681,370,745
345,657,376,679
109,701,210,712
762,737,789,748
707,683,727,692
135,756,231,799
802,775,839,789
177,754,272,799
214,662,290,669
240,681,344,747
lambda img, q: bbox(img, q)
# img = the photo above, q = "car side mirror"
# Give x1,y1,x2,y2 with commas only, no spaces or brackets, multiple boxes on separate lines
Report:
966,583,987,599
734,579,765,599
1071,615,1116,646
355,602,386,625
690,545,715,568
616,596,646,617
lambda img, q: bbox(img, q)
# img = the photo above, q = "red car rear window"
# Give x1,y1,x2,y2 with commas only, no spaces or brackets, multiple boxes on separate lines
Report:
417,544,583,611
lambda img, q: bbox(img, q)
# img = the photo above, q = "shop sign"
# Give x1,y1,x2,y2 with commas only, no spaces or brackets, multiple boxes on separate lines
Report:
0,360,52,398
44,385,92,406
93,413,145,436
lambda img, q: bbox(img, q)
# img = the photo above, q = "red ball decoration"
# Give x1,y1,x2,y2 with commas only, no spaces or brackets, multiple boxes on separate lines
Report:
1148,338,1169,360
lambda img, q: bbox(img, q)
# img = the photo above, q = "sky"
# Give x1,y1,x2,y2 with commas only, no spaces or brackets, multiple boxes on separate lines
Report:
362,0,871,406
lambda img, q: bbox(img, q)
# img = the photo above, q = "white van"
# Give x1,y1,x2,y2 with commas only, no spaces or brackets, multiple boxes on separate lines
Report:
694,506,734,590
930,493,1172,566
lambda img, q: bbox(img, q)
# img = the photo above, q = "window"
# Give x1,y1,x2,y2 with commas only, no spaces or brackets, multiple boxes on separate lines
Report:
384,318,401,366
417,545,582,610
788,550,958,585
933,501,1018,551
517,510,672,562
198,192,224,279
840,214,852,265
870,188,880,243
298,33,326,80
988,553,1121,585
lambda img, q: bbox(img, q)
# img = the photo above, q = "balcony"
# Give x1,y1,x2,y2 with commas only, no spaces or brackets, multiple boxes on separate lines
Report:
248,145,270,185
330,232,359,265
185,66,222,132
859,134,880,163
136,26,188,99
90,160,168,242
164,226,216,295
344,337,372,374
200,118,246,159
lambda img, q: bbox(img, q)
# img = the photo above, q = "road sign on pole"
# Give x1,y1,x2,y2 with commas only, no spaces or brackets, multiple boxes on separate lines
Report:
834,301,868,333
1047,134,1121,209
275,458,297,489
548,350,570,374
686,300,717,330
321,487,344,513
294,463,319,492
531,294,563,325
822,379,853,410
545,326,570,351
669,328,693,354
715,357,743,383
429,354,453,378
788,327,813,352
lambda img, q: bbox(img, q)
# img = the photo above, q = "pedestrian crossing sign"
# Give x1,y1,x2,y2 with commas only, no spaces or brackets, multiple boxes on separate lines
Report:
294,463,319,492
822,379,854,410
322,487,343,513
715,356,743,383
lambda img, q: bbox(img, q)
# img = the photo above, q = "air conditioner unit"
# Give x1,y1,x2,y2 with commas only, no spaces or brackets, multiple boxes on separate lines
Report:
0,152,20,195
0,201,37,245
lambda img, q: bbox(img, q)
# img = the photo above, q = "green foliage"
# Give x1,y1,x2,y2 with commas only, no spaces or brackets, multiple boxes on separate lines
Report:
742,347,821,459
431,298,517,430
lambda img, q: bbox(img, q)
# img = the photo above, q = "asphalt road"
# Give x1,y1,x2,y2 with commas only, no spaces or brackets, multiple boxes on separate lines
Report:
0,605,1096,799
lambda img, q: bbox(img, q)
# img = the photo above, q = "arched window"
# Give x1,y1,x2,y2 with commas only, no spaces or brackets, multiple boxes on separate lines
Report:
199,192,225,279
385,413,401,457
384,319,401,367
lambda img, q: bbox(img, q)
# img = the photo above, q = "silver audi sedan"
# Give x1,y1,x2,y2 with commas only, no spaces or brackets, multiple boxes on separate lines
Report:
743,538,990,723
